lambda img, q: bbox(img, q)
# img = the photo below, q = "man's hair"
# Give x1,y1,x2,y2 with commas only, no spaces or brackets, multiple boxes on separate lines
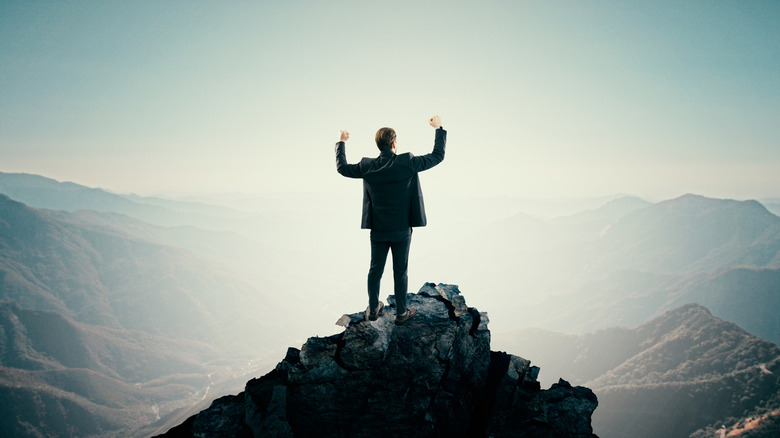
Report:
375,127,396,152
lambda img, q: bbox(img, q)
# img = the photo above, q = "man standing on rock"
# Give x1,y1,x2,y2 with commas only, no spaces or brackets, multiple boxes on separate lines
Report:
335,115,446,326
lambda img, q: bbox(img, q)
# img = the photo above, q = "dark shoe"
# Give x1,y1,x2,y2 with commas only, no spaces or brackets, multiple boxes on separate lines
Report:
394,307,417,326
366,302,385,321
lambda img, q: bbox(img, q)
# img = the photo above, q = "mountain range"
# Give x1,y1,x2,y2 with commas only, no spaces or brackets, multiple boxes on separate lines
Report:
555,194,780,345
0,172,245,227
0,193,299,437
443,193,780,347
1,171,778,437
0,194,294,345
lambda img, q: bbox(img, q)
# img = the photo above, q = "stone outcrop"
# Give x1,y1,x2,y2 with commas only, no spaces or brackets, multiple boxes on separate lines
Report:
158,283,597,437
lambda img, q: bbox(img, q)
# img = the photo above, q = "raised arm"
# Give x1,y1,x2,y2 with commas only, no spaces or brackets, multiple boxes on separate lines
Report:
335,129,363,178
411,115,447,172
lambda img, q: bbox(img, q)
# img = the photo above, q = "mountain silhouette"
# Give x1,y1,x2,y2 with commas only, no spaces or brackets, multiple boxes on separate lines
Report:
156,284,598,438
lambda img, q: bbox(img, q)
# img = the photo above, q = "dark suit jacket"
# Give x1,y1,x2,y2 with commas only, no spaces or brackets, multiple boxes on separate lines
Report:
336,127,446,231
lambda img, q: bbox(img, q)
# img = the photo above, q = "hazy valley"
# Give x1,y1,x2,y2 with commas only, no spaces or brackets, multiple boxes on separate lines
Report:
1,171,779,437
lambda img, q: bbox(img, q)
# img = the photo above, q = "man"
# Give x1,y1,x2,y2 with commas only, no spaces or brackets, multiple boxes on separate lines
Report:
335,115,446,326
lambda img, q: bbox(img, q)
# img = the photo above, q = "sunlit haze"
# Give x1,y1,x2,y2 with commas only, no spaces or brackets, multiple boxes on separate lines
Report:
2,4,780,435
1,1,778,200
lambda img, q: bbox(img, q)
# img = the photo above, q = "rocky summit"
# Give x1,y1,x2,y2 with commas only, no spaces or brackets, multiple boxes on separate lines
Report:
158,283,597,437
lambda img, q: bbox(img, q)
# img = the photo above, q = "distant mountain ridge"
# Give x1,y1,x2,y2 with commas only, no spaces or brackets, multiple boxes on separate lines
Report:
553,195,653,228
557,195,780,343
657,266,780,344
550,264,780,345
0,171,335,263
0,194,270,341
594,194,780,274
463,193,780,345
0,171,248,228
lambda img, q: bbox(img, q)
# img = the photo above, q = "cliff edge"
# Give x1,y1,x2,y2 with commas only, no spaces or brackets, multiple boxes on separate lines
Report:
157,283,597,437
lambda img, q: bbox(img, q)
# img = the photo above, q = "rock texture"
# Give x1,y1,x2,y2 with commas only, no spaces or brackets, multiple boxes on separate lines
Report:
158,284,597,437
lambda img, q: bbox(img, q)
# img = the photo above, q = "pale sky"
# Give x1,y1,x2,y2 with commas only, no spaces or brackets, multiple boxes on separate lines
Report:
1,1,779,200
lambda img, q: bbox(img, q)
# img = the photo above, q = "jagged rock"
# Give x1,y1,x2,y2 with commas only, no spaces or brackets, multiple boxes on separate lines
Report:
157,283,597,437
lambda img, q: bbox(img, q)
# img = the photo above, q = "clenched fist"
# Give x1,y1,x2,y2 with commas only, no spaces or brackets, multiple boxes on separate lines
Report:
428,115,442,129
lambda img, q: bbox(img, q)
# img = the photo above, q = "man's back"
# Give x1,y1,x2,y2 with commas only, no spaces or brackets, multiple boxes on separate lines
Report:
361,152,420,232
336,127,446,231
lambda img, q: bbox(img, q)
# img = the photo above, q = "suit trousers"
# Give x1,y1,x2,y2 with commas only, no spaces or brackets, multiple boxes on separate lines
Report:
367,229,412,316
